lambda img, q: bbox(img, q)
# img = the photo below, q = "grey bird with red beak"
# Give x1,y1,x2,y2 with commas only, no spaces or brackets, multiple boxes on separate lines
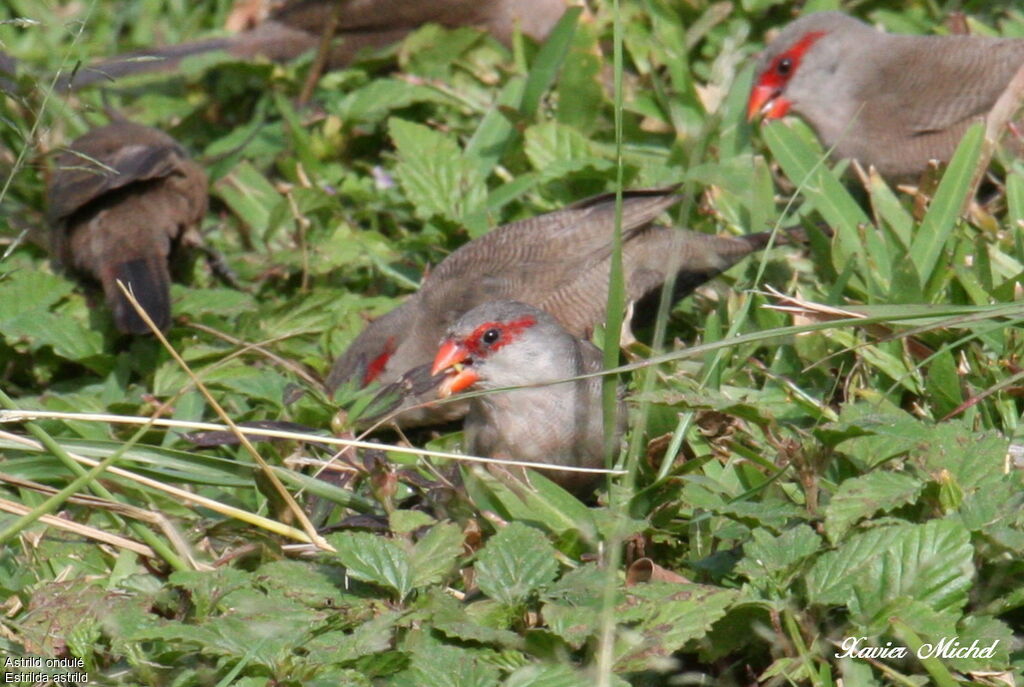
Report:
47,121,208,334
748,12,1024,180
328,188,794,427
431,300,620,494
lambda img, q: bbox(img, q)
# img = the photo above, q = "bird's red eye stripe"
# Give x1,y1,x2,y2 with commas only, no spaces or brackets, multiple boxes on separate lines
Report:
464,316,536,356
758,31,825,88
363,337,396,386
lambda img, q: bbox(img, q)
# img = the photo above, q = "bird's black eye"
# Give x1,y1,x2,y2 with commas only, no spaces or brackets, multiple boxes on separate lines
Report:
482,328,501,345
777,57,792,75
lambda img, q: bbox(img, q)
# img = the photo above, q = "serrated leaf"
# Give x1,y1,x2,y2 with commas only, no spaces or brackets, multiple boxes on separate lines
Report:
328,532,412,601
824,471,924,543
3,310,105,363
305,611,404,664
523,120,612,181
389,118,487,227
408,522,463,589
849,519,974,624
394,642,499,687
423,589,523,649
806,526,908,605
390,510,436,534
946,614,1013,671
504,664,591,687
474,522,559,606
0,270,74,320
735,525,822,583
615,583,738,672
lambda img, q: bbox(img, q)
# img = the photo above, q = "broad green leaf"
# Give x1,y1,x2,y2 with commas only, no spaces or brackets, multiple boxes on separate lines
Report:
422,588,524,649
390,510,436,534
328,532,413,601
305,611,404,664
408,522,464,589
807,525,907,605
849,519,974,622
867,170,913,249
0,270,74,319
393,641,499,687
1,310,105,364
389,118,487,230
924,348,964,420
504,664,591,687
824,471,924,543
474,522,559,606
735,525,822,584
615,583,738,672
336,78,449,124
554,19,602,133
464,77,526,177
462,466,598,539
523,120,612,181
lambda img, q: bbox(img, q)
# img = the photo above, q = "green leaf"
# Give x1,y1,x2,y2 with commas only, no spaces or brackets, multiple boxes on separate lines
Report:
464,77,526,178
0,270,74,320
924,347,964,419
824,471,924,543
519,7,583,117
422,588,524,649
2,310,105,364
336,78,448,124
909,122,984,288
504,664,591,687
554,20,602,133
735,525,822,585
807,526,908,605
393,641,499,687
474,522,559,606
523,120,612,181
761,119,882,292
615,583,738,672
462,465,598,539
305,611,404,664
408,522,464,589
213,161,289,240
946,614,1013,671
849,519,974,623
389,118,487,230
328,532,413,601
390,510,436,534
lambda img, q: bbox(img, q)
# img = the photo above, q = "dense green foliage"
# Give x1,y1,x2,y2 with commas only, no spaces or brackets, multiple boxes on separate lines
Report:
1,0,1023,684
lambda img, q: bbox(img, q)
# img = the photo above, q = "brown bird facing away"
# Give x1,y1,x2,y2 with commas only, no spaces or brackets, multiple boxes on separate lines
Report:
431,300,622,494
64,0,568,90
327,188,796,427
48,121,208,334
747,12,1024,181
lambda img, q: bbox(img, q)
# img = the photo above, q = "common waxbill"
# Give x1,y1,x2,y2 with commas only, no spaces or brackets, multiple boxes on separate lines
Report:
65,0,568,89
431,300,621,494
327,188,795,426
748,11,1024,180
47,121,208,334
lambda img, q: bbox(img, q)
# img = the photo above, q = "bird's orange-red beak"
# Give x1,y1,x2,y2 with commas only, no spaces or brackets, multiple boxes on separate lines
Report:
747,84,790,121
432,340,479,398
